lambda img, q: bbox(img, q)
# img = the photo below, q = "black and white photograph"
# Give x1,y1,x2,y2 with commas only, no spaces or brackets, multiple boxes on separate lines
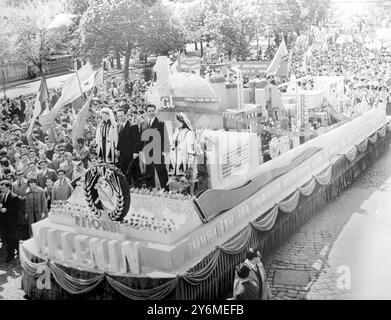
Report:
1,0,391,307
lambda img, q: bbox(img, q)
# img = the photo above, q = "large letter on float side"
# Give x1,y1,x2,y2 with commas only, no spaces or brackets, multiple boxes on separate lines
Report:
120,241,141,274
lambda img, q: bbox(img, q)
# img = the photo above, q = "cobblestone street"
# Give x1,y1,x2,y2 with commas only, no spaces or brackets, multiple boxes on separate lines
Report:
0,248,25,300
265,145,391,300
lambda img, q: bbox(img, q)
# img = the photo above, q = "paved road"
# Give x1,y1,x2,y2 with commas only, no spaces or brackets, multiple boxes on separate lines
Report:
1,144,391,300
265,144,391,300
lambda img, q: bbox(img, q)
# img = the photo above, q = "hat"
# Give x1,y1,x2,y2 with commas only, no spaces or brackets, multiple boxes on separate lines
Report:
38,159,48,165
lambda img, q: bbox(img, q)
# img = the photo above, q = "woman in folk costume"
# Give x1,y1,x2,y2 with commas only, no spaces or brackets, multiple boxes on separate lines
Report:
96,108,119,165
170,113,195,176
376,85,389,112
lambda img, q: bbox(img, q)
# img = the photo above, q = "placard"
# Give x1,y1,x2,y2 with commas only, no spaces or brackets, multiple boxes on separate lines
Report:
230,61,271,76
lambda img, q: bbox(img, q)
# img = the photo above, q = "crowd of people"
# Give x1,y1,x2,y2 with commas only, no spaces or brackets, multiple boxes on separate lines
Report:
229,248,271,300
0,69,198,263
290,38,391,115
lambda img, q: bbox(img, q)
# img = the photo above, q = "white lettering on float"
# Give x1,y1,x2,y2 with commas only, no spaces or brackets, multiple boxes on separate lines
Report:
74,235,90,266
33,229,142,273
120,241,141,274
47,229,59,260
74,215,120,233
108,240,122,272
60,232,74,262
89,238,109,271
74,215,125,241
36,227,49,256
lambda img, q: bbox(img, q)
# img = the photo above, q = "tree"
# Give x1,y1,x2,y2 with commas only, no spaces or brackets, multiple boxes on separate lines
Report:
174,0,214,55
10,0,67,75
140,2,186,57
79,0,149,81
272,0,330,45
206,0,261,61
63,0,91,66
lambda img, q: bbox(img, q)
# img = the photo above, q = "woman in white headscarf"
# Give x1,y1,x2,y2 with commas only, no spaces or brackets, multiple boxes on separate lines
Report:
170,112,195,176
96,107,119,164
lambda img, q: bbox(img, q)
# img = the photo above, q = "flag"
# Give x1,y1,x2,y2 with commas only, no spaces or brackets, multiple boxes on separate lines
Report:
71,67,103,145
94,67,104,87
26,75,49,143
266,38,289,77
286,49,293,77
72,95,91,146
81,66,104,91
39,62,94,127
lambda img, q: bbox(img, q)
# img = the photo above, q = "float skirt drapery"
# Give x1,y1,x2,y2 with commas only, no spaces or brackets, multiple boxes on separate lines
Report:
21,127,391,300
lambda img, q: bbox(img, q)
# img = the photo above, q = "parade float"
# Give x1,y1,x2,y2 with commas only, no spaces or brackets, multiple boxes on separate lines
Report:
20,56,391,300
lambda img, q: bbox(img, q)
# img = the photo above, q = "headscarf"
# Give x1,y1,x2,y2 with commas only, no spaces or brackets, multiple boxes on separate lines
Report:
100,107,117,126
176,112,193,131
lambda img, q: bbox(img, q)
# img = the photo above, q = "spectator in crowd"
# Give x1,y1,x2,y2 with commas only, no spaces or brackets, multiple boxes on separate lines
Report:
52,169,74,202
25,178,47,237
244,248,271,300
0,180,21,262
44,178,54,211
232,263,259,300
37,159,58,189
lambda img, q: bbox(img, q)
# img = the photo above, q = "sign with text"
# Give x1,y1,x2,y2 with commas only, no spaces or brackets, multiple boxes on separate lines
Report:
230,61,271,76
161,96,220,108
178,56,201,72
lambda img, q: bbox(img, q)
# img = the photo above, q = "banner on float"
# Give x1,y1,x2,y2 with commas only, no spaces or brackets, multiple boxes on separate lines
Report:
161,96,220,108
230,61,271,76
178,56,202,72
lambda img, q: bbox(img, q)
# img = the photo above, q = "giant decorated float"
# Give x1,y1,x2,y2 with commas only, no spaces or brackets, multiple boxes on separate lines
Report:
20,56,391,300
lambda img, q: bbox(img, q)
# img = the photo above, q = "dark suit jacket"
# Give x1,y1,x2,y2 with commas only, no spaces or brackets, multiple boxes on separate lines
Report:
234,280,259,300
1,192,20,228
37,169,58,189
139,117,170,164
118,121,142,171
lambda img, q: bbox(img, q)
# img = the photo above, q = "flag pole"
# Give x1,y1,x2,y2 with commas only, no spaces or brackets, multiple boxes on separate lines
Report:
69,68,85,104
2,69,6,98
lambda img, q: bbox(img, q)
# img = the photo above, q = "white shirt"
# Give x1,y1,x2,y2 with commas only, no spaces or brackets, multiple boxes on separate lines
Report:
148,117,156,128
3,191,10,203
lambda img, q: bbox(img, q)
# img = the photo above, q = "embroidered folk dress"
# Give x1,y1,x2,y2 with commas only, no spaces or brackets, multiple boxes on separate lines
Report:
170,127,195,176
96,119,119,164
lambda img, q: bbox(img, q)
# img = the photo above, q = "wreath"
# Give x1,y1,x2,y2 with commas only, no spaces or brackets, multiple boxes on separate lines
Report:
84,163,130,222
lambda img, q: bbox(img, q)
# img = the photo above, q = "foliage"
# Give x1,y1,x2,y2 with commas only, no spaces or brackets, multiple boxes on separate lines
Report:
8,0,66,72
173,0,212,44
273,0,330,36
140,3,186,56
205,0,262,60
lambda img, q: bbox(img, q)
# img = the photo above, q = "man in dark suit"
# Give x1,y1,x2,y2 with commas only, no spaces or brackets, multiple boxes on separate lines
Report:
37,159,58,189
232,263,259,300
0,180,21,263
117,109,142,185
139,104,170,190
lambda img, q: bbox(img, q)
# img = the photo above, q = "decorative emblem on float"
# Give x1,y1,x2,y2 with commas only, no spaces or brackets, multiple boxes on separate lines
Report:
84,163,130,221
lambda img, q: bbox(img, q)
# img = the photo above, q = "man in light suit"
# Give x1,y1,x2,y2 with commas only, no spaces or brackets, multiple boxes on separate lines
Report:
139,104,170,190
0,180,21,263
52,169,74,202
37,159,58,189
